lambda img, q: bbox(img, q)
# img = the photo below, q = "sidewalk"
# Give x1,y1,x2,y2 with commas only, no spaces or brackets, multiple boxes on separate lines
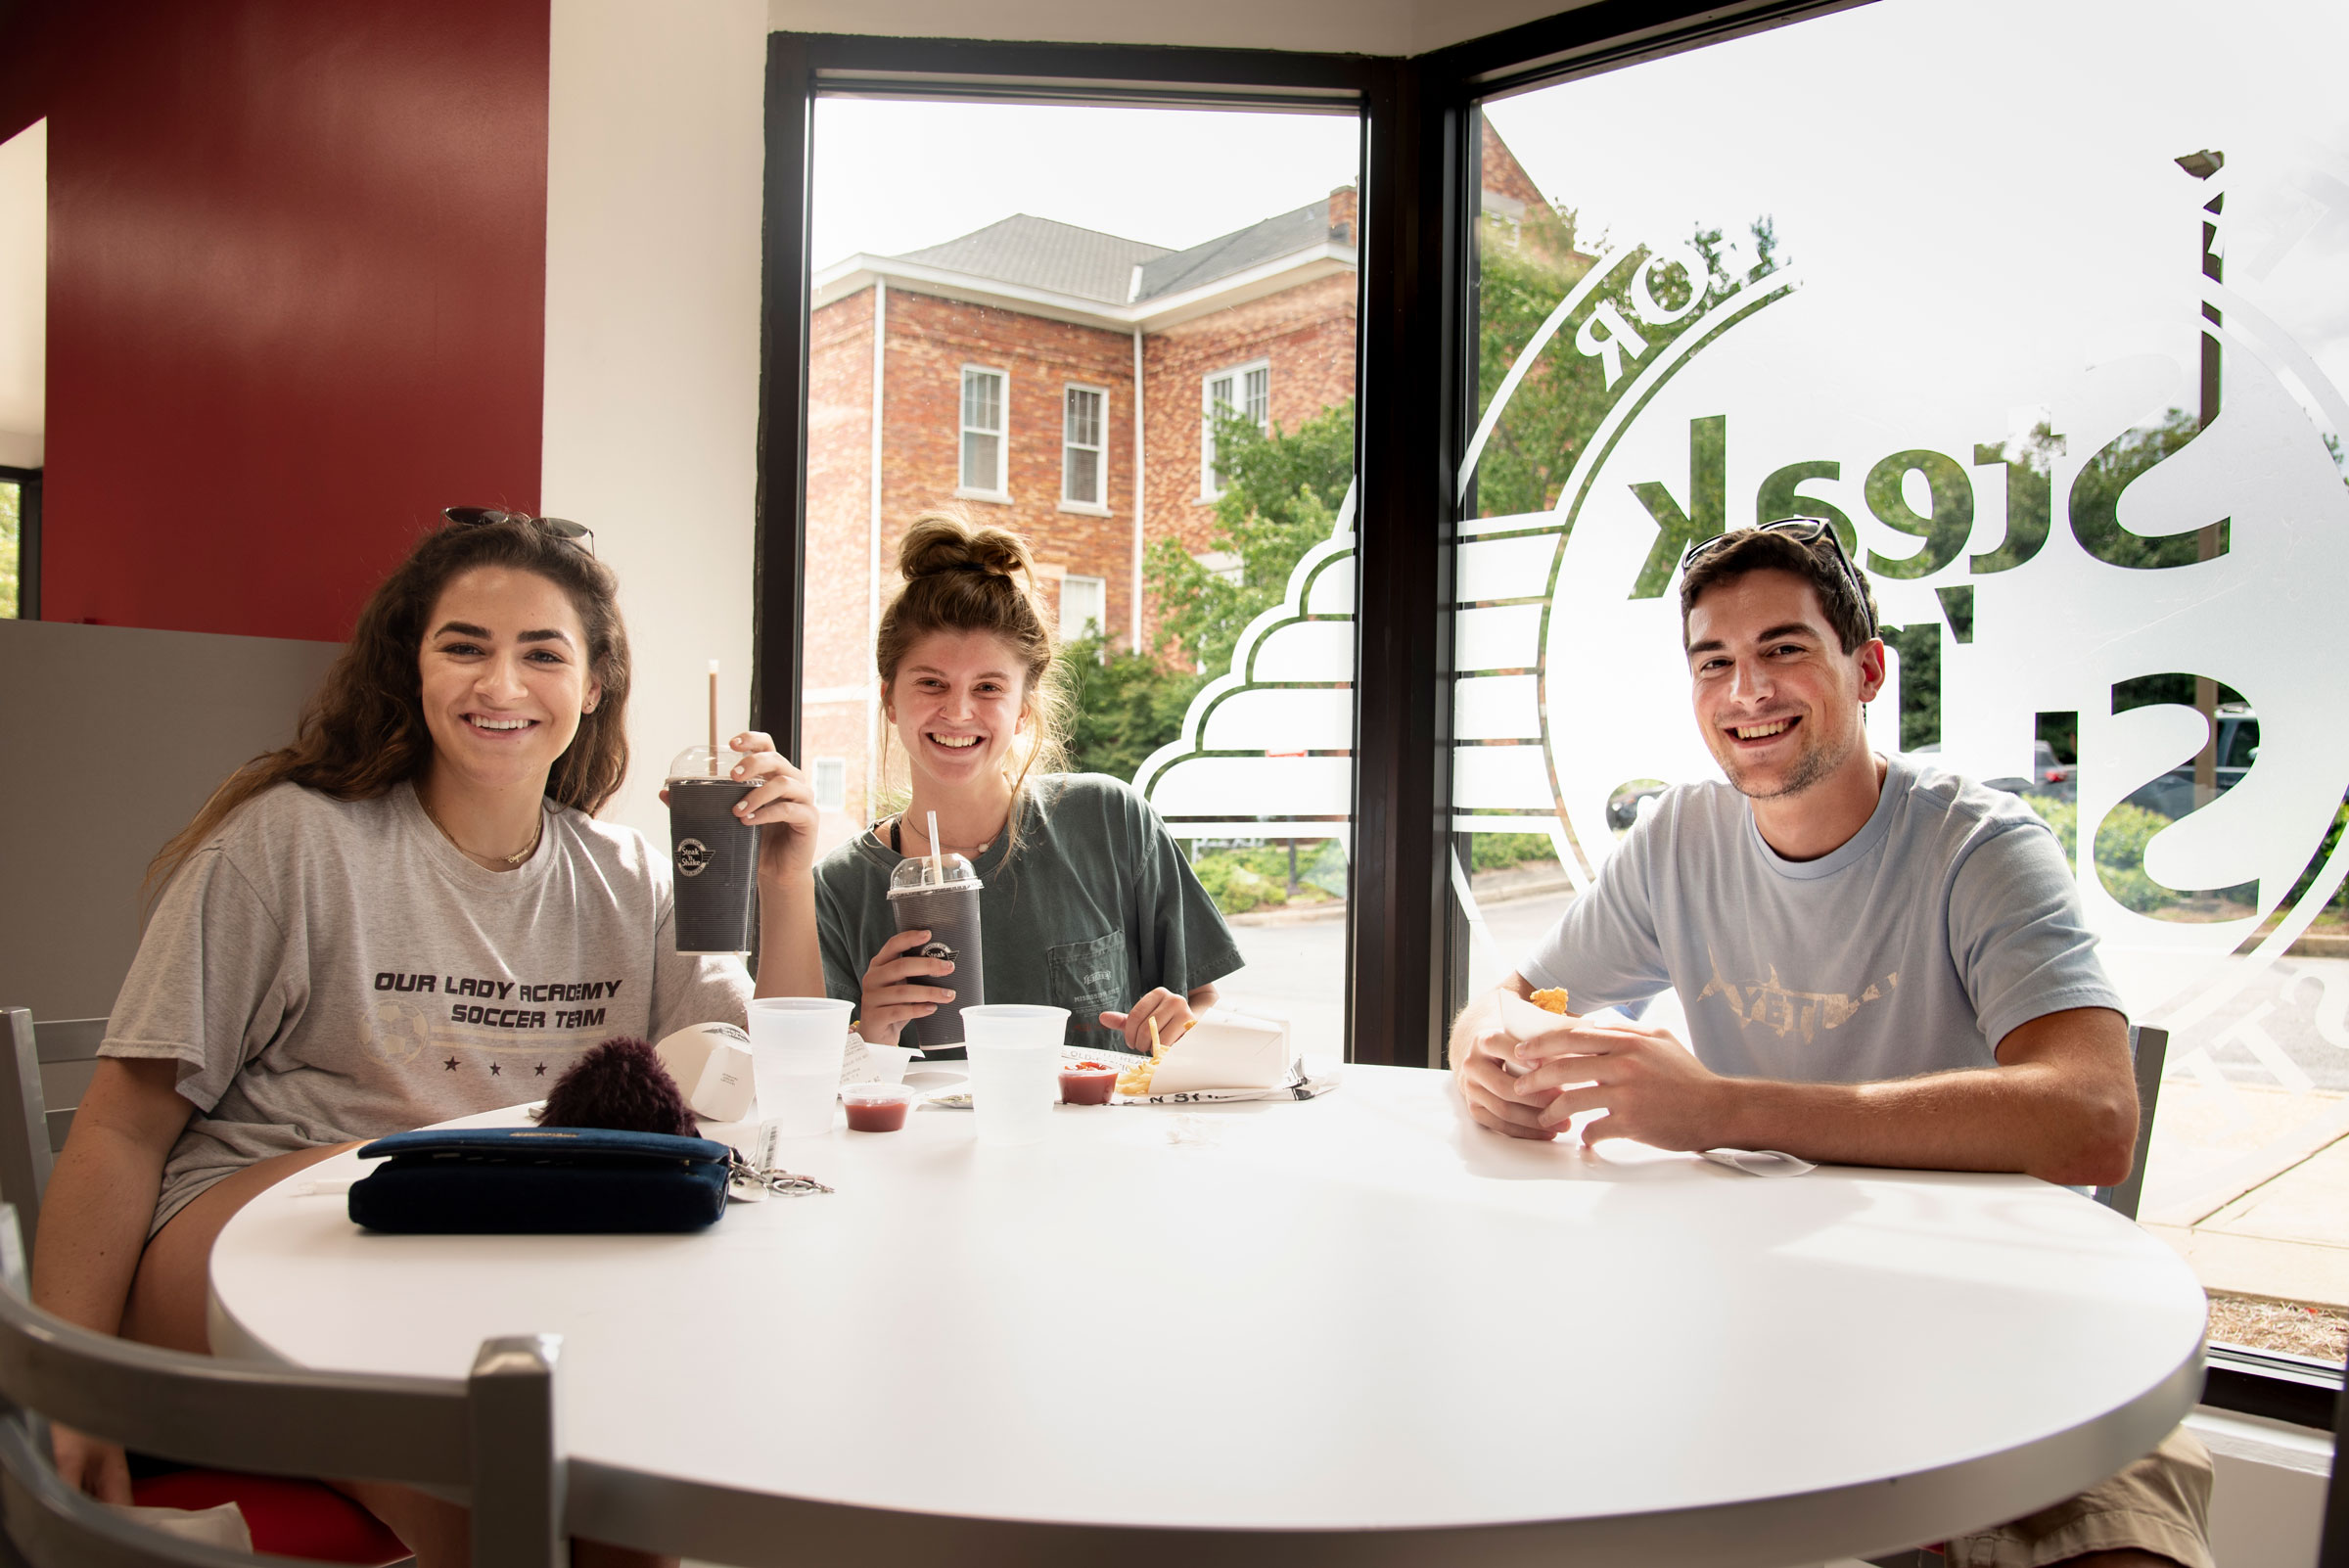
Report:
2142,1079,2349,1310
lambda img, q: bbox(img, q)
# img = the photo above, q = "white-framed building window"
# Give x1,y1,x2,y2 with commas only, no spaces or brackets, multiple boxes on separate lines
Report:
1059,574,1107,645
958,365,1008,500
811,757,847,814
1061,384,1107,510
1200,358,1269,500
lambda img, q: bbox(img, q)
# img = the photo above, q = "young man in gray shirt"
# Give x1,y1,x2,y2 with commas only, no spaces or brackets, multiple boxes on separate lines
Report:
1449,519,2209,1568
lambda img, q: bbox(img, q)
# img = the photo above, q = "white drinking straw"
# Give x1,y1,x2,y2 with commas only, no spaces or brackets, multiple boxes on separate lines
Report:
707,660,719,774
926,810,943,884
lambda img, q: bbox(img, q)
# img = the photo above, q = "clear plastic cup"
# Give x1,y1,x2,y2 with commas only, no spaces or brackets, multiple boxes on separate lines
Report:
748,996,852,1138
962,1004,1068,1147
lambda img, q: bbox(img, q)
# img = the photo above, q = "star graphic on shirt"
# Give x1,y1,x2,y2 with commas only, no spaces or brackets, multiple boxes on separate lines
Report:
443,1056,459,1071
489,1062,502,1077
534,1063,547,1076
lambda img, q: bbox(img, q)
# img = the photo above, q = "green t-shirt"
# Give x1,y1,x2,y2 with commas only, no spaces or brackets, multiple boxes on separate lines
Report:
812,773,1243,1055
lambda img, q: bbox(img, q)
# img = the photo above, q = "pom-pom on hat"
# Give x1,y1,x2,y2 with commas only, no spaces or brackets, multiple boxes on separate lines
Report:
535,1037,698,1137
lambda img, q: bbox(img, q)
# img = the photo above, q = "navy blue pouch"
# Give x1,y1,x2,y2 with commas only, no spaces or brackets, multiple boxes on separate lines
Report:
346,1127,731,1234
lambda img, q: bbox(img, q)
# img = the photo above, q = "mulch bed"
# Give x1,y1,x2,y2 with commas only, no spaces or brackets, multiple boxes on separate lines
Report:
2206,1293,2349,1362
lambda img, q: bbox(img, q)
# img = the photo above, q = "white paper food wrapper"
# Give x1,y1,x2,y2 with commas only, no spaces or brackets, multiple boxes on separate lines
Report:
1146,1011,1290,1093
841,1037,919,1085
109,1502,253,1549
655,1021,758,1123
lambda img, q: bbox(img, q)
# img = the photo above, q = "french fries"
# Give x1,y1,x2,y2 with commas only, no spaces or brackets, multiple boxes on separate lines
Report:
1530,988,1571,1015
1116,1016,1175,1096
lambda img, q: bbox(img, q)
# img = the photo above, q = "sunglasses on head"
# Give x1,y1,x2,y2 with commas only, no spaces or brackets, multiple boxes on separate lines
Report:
1681,516,1875,640
441,506,595,556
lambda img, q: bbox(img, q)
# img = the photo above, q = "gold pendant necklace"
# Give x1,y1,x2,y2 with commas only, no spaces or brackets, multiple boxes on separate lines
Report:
420,793,543,868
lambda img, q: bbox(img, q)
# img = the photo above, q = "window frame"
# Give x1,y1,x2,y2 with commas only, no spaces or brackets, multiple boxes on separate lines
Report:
1198,357,1270,502
754,18,2338,1424
0,465,40,622
1058,572,1108,644
809,756,848,813
1059,382,1110,513
956,363,1011,503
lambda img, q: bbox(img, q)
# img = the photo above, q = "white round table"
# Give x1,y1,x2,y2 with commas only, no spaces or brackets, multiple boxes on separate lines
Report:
207,1064,2207,1567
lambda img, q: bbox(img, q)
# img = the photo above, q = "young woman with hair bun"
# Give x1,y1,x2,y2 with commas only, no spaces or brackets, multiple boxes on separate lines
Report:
814,512,1241,1056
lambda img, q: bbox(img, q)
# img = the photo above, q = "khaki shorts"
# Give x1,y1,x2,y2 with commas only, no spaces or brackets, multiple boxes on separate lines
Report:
1942,1425,2213,1568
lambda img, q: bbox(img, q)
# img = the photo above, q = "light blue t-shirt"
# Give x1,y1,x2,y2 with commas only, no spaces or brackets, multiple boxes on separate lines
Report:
1520,754,2123,1083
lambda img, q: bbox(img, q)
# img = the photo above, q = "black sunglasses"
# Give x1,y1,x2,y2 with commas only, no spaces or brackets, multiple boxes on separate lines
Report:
1682,516,1876,639
441,506,595,556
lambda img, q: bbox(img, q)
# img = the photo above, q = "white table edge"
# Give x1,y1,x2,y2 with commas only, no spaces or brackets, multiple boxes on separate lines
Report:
550,1347,2204,1567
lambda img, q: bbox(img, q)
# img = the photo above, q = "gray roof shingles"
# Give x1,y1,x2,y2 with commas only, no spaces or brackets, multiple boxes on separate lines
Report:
895,216,1170,303
889,196,1344,305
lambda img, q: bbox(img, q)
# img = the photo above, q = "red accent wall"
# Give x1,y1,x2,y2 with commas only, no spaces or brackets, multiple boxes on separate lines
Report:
0,0,549,641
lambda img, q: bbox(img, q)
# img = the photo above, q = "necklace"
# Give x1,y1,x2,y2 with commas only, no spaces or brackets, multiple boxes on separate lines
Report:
419,792,543,868
888,816,994,858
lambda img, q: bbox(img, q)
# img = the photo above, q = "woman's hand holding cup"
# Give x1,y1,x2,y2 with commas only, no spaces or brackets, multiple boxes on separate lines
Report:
723,730,820,886
857,927,957,1044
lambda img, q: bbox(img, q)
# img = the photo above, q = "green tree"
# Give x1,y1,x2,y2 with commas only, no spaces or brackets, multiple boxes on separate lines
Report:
1473,215,1781,521
0,480,19,619
1058,630,1206,782
1144,398,1354,679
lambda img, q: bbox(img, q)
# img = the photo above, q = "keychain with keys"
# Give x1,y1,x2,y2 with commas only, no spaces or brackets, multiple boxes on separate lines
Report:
726,1122,834,1201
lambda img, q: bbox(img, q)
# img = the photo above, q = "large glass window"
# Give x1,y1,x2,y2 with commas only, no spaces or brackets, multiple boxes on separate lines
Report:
806,98,1359,1056
1454,0,2349,1358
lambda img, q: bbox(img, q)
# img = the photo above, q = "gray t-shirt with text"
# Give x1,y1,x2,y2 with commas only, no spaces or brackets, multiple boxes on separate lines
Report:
105,781,752,1231
1520,754,2123,1082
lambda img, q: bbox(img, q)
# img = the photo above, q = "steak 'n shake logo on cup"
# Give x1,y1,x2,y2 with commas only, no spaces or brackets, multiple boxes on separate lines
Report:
674,839,712,877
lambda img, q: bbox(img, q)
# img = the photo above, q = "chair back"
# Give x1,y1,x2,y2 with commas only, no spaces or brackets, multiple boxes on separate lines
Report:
2094,1023,2167,1220
0,1205,563,1567
0,1010,109,1258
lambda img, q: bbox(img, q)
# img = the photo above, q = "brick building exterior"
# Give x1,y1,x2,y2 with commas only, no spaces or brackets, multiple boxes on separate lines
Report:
803,138,1551,849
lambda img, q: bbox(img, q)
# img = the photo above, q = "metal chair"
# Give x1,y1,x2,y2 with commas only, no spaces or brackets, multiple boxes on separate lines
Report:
0,1011,107,1261
0,1202,564,1567
2094,1024,2168,1220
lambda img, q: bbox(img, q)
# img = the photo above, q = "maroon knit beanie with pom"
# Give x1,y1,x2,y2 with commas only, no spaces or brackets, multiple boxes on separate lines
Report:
534,1037,698,1137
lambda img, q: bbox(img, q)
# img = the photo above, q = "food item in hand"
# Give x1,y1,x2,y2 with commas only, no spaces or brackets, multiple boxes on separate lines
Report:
1060,1060,1120,1105
1529,988,1571,1015
1114,1028,1176,1097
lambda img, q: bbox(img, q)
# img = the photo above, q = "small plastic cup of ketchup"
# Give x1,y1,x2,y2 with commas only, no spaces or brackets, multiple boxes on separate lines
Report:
841,1082,915,1132
1059,1060,1120,1105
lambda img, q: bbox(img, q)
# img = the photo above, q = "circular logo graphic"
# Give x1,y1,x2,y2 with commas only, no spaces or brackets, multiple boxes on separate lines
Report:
675,838,712,877
913,941,957,962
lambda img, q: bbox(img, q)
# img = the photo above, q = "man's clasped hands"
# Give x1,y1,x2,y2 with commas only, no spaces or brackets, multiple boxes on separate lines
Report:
1453,988,1738,1152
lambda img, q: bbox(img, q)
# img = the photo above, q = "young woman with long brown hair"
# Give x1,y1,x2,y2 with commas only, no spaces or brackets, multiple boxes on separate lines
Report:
33,512,823,1565
814,513,1240,1056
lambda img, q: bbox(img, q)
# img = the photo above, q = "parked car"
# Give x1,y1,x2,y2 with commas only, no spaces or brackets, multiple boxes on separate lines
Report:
1982,740,2075,804
2129,705,2257,821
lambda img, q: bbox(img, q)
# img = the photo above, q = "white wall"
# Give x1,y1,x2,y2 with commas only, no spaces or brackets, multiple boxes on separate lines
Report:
543,0,770,849
765,0,1590,57
0,118,44,470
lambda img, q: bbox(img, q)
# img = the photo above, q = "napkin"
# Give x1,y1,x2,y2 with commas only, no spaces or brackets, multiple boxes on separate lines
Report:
1700,1147,1816,1177
1146,1011,1291,1093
